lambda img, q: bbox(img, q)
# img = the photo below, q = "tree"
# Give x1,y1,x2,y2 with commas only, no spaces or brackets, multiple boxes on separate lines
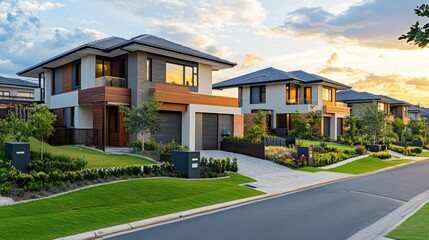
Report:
407,119,425,141
0,119,10,150
245,110,267,143
399,4,429,48
30,104,57,160
343,115,361,144
354,101,386,144
119,95,162,151
8,114,32,142
289,111,307,139
392,118,405,141
306,106,321,140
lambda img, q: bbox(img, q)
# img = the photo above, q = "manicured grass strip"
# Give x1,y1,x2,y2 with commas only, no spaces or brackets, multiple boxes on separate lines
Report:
298,139,355,151
387,201,429,240
0,174,261,240
299,157,412,174
28,138,153,168
416,151,429,157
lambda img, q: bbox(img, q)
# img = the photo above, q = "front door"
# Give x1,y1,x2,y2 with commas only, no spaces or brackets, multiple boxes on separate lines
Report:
323,117,331,137
202,114,218,150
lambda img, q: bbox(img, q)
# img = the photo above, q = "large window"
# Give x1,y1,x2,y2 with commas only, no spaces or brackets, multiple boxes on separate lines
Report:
96,59,111,78
166,62,198,87
39,72,45,101
286,85,299,104
73,61,81,88
378,102,386,112
322,88,332,102
250,86,266,104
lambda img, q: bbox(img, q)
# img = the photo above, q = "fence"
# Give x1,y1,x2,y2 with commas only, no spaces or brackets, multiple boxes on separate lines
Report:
264,136,296,147
47,128,98,147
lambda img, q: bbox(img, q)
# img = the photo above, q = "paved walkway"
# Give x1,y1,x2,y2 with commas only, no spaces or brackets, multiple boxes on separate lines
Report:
0,196,14,206
320,154,369,169
200,150,352,194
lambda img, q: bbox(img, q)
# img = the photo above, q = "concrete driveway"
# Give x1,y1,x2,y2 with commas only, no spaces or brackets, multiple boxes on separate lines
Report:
200,150,352,194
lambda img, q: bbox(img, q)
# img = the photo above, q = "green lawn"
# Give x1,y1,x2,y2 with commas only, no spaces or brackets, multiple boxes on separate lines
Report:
298,139,355,151
299,157,412,175
416,151,429,157
28,138,154,168
387,202,429,240
0,174,261,240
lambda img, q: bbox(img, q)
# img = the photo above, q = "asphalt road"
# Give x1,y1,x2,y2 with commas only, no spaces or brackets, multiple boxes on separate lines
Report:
106,160,429,240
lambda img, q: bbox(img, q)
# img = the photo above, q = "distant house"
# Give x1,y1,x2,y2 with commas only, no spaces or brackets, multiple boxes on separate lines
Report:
407,106,421,120
417,107,429,120
18,34,242,150
0,76,42,118
213,67,351,140
377,95,411,124
336,89,394,121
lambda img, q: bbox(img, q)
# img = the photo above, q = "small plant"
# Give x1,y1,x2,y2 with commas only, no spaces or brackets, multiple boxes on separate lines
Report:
355,145,367,155
159,140,189,154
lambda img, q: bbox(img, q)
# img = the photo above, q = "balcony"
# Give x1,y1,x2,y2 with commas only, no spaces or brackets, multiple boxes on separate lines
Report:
286,98,315,105
323,103,350,114
79,86,131,105
0,95,34,103
95,76,127,88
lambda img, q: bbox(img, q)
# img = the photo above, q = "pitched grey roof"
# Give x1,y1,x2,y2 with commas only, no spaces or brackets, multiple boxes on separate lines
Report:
418,107,429,117
213,67,351,89
377,95,410,106
408,106,421,112
336,90,385,102
18,34,235,76
0,76,38,88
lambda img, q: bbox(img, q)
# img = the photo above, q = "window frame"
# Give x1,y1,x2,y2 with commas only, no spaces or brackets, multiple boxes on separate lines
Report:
250,85,266,104
322,87,333,102
96,58,112,78
147,59,152,81
165,62,198,87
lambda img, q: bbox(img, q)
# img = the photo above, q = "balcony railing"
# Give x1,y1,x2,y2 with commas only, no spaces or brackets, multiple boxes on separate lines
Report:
95,76,127,88
286,98,315,105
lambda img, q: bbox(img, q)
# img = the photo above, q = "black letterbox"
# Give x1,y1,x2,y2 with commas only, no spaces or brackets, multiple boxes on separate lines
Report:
5,142,30,173
170,151,200,179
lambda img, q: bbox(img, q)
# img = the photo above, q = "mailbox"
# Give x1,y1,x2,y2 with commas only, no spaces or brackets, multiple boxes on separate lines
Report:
297,146,314,166
170,151,200,179
5,142,30,172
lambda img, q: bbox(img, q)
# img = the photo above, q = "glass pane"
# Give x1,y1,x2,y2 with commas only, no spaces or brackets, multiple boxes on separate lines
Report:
323,88,331,101
96,60,103,78
185,66,193,86
147,59,151,81
305,87,312,102
193,73,198,86
3,91,9,96
166,63,184,85
289,86,296,103
17,92,32,98
260,86,266,102
104,61,111,76
76,63,81,86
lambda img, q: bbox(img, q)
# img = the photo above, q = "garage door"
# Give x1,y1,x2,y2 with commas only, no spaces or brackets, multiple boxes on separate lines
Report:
152,111,182,144
202,114,218,150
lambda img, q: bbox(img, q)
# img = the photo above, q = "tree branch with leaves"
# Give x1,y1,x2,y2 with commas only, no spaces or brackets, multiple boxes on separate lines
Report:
399,4,429,48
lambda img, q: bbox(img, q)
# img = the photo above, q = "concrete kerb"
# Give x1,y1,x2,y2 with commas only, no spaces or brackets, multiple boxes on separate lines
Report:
348,191,429,240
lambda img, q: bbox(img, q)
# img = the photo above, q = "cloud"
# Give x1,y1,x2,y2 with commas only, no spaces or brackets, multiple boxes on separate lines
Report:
406,77,429,90
43,27,107,49
326,52,339,65
155,0,184,6
279,0,424,49
239,52,263,69
318,66,368,77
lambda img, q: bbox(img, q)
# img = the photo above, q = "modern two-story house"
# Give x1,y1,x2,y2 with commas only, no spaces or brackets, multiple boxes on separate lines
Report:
0,76,42,118
377,95,411,124
213,67,351,140
18,34,243,150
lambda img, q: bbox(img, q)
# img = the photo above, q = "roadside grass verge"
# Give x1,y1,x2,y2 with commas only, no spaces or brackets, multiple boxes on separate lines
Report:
416,151,429,157
299,157,412,175
298,140,355,151
28,138,153,168
386,201,429,240
0,174,261,240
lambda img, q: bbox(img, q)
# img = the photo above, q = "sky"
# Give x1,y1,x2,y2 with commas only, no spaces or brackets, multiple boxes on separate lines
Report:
1,0,429,106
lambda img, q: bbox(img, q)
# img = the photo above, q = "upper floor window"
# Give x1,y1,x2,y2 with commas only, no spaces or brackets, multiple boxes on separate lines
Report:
39,72,45,101
166,62,198,87
250,85,266,104
73,61,81,88
0,91,10,97
322,88,332,102
378,102,385,112
96,59,111,78
238,87,243,107
17,92,33,98
286,85,299,105
304,87,312,104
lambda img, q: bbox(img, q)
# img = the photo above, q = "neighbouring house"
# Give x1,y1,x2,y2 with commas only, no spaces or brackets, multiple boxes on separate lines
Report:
18,34,243,150
377,95,411,124
407,106,422,121
0,76,43,118
336,89,394,122
213,67,351,140
417,107,429,120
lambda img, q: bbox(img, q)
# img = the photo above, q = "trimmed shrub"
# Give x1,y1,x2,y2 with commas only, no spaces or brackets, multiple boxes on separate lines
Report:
29,151,87,172
313,152,351,167
200,157,238,178
388,145,419,156
222,136,251,143
355,145,367,155
370,151,392,159
411,147,423,154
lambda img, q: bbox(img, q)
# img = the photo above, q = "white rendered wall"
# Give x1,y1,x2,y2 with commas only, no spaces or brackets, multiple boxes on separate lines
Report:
44,70,53,106
198,63,212,95
76,105,93,128
81,55,96,90
50,91,79,109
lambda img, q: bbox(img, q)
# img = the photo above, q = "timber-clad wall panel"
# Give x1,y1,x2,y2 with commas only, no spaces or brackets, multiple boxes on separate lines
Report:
323,105,350,114
153,83,238,108
93,103,105,149
79,86,131,105
62,63,72,93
